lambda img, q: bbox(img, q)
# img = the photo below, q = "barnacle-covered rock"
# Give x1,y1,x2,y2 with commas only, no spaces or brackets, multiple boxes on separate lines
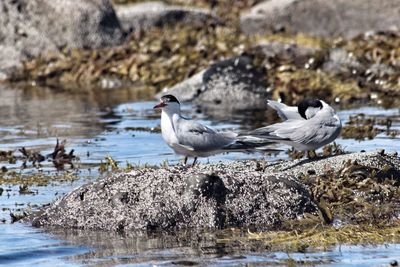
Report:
30,151,400,231
31,161,315,231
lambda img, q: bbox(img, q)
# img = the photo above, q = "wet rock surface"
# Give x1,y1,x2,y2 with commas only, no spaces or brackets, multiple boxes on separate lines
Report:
161,56,269,112
156,70,205,102
194,56,269,111
240,0,400,38
0,0,125,70
30,151,400,232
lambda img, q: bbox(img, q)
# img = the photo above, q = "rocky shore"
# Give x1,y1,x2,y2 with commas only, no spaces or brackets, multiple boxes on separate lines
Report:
30,151,400,232
1,0,399,110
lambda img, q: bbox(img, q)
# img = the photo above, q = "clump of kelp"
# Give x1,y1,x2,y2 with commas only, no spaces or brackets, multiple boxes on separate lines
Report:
0,140,79,190
302,155,400,225
0,139,78,173
215,223,400,253
342,113,399,140
14,24,251,90
288,142,345,160
287,150,400,225
8,23,400,106
0,171,79,186
98,155,161,173
216,153,400,252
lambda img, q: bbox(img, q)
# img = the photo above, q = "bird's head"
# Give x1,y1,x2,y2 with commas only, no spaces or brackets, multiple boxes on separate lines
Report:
298,99,323,119
153,94,181,113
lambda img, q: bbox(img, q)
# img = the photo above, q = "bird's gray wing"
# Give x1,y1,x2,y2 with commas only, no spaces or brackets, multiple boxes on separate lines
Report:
249,119,317,143
174,117,235,152
267,100,303,121
251,119,337,145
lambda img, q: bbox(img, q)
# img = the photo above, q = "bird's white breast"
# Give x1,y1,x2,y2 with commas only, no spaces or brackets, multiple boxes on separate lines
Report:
161,111,178,147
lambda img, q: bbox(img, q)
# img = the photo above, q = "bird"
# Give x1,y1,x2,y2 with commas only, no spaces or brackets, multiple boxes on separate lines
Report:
243,99,342,158
153,94,274,166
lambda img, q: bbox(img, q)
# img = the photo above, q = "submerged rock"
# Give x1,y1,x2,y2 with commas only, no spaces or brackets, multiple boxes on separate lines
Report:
240,0,400,38
115,1,222,33
30,151,400,232
0,0,125,70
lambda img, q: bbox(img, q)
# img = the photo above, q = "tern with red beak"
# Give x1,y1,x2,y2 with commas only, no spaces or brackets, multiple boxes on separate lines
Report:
153,94,274,166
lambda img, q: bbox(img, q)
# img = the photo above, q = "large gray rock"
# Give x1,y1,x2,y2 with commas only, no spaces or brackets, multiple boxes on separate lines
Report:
160,42,317,107
31,151,400,232
160,55,269,113
31,160,316,231
240,0,400,38
115,1,222,33
194,56,269,111
0,0,125,70
156,70,205,102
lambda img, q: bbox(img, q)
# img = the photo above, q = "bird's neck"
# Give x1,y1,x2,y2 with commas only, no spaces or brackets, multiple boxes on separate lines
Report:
161,107,180,119
161,108,180,132
161,109,180,145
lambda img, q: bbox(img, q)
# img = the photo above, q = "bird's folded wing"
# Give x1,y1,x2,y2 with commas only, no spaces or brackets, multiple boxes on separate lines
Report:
250,119,322,144
174,118,233,151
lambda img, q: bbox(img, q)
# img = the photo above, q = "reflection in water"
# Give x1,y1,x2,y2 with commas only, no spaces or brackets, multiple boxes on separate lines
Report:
46,227,400,266
0,224,90,267
0,84,155,149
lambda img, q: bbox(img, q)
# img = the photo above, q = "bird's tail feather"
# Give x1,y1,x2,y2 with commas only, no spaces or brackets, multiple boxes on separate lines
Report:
223,135,280,152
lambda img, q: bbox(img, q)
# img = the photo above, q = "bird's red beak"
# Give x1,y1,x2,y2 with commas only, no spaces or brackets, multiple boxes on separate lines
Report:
153,101,167,109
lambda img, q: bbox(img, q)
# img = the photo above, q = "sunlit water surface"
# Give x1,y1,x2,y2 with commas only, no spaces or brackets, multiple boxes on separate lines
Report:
0,85,399,266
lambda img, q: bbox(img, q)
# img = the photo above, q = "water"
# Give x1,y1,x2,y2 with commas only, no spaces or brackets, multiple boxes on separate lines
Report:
0,84,399,266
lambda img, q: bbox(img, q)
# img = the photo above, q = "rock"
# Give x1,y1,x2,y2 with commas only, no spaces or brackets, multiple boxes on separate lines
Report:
240,0,400,38
0,0,125,70
30,151,400,232
255,41,319,67
156,70,205,102
322,48,365,76
365,63,396,81
196,56,269,111
31,160,316,231
159,43,316,106
158,55,269,115
115,1,222,33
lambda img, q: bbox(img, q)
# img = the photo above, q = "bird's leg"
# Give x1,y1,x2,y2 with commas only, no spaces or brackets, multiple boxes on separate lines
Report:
307,150,317,159
191,157,198,167
262,156,267,172
183,156,188,165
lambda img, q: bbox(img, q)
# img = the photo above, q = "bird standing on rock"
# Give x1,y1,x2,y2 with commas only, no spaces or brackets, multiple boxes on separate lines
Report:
153,94,274,166
243,99,342,158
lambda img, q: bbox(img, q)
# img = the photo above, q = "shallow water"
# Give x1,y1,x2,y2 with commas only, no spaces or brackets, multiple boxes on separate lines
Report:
0,84,399,266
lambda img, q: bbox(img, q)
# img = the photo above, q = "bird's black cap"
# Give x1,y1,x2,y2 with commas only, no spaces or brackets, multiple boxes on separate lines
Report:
298,99,323,119
161,94,180,104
